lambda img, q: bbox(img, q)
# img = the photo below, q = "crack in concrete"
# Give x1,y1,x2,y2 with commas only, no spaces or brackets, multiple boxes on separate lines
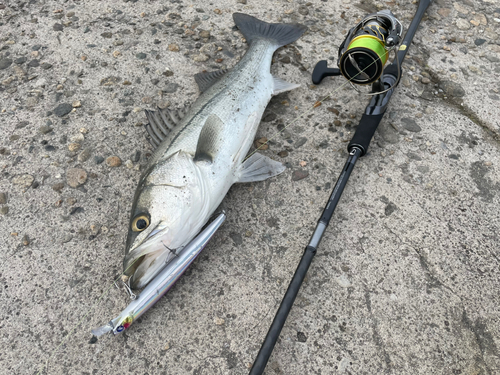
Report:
382,221,500,372
396,184,439,222
452,101,500,144
363,289,393,374
413,247,443,291
381,219,464,304
381,209,500,371
461,309,499,375
420,54,500,146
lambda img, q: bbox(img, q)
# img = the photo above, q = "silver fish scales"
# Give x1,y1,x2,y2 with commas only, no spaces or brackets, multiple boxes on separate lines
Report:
122,13,307,290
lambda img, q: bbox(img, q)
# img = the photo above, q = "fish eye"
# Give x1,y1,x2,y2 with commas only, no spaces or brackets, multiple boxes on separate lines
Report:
132,215,150,232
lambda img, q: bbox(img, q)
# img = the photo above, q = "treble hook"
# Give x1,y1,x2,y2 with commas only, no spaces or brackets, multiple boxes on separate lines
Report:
122,277,137,300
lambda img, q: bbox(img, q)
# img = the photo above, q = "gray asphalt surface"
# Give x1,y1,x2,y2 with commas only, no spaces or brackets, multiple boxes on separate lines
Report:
1,0,499,374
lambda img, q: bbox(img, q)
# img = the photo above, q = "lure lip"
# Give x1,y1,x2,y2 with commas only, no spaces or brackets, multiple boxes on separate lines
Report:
91,322,114,337
92,211,226,337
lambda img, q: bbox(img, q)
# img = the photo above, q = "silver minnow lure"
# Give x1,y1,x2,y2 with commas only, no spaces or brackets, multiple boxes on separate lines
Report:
92,212,226,336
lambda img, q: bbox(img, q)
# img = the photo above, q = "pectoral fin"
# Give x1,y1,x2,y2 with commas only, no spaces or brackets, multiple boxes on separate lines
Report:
194,114,226,163
236,152,286,183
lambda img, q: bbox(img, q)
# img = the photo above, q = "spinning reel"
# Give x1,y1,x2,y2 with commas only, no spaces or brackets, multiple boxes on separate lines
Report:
312,9,403,91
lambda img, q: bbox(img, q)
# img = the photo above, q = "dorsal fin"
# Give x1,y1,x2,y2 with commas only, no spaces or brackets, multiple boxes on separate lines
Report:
194,114,225,163
144,106,189,148
145,109,168,148
194,69,229,93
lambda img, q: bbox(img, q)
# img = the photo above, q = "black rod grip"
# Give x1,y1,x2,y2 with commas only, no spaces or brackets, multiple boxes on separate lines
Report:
249,246,317,375
347,113,385,156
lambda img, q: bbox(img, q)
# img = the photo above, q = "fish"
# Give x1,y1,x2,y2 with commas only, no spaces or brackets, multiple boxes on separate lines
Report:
123,13,307,290
92,212,226,336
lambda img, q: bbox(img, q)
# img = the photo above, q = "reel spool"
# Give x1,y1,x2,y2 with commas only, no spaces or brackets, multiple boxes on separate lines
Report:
338,10,402,85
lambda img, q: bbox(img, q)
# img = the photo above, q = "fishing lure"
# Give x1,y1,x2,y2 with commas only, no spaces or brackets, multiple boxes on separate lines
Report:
92,212,226,336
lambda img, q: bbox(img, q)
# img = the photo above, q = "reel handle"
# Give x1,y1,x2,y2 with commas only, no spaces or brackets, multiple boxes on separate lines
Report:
312,60,341,85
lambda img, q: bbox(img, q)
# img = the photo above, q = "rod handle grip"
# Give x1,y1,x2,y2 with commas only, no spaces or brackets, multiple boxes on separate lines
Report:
347,113,385,156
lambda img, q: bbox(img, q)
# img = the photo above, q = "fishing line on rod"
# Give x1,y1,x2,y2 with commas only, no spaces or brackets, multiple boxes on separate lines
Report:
36,37,395,375
245,46,395,161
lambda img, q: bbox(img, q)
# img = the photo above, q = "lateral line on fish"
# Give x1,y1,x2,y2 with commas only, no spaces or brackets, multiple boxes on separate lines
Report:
244,47,393,162
34,257,143,375
151,183,185,189
150,39,270,159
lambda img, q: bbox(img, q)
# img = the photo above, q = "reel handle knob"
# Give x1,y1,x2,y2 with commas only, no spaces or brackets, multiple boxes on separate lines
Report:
386,32,400,47
312,60,341,85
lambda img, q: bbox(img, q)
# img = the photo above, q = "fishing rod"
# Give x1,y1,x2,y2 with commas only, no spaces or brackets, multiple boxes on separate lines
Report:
249,0,431,373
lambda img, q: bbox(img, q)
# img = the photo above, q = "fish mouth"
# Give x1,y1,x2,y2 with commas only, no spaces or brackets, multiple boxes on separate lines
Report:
124,223,179,289
128,249,177,289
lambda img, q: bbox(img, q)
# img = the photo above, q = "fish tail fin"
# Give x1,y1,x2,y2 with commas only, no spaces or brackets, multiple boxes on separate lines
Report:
233,13,307,49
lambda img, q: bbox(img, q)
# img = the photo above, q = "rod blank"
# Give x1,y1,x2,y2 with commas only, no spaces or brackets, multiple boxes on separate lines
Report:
249,149,361,375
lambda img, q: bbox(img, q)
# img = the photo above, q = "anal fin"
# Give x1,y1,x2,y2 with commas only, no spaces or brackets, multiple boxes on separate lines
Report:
236,152,286,183
273,76,300,96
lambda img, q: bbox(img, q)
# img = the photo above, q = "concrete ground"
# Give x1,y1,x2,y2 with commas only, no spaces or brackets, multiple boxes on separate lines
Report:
1,0,499,374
